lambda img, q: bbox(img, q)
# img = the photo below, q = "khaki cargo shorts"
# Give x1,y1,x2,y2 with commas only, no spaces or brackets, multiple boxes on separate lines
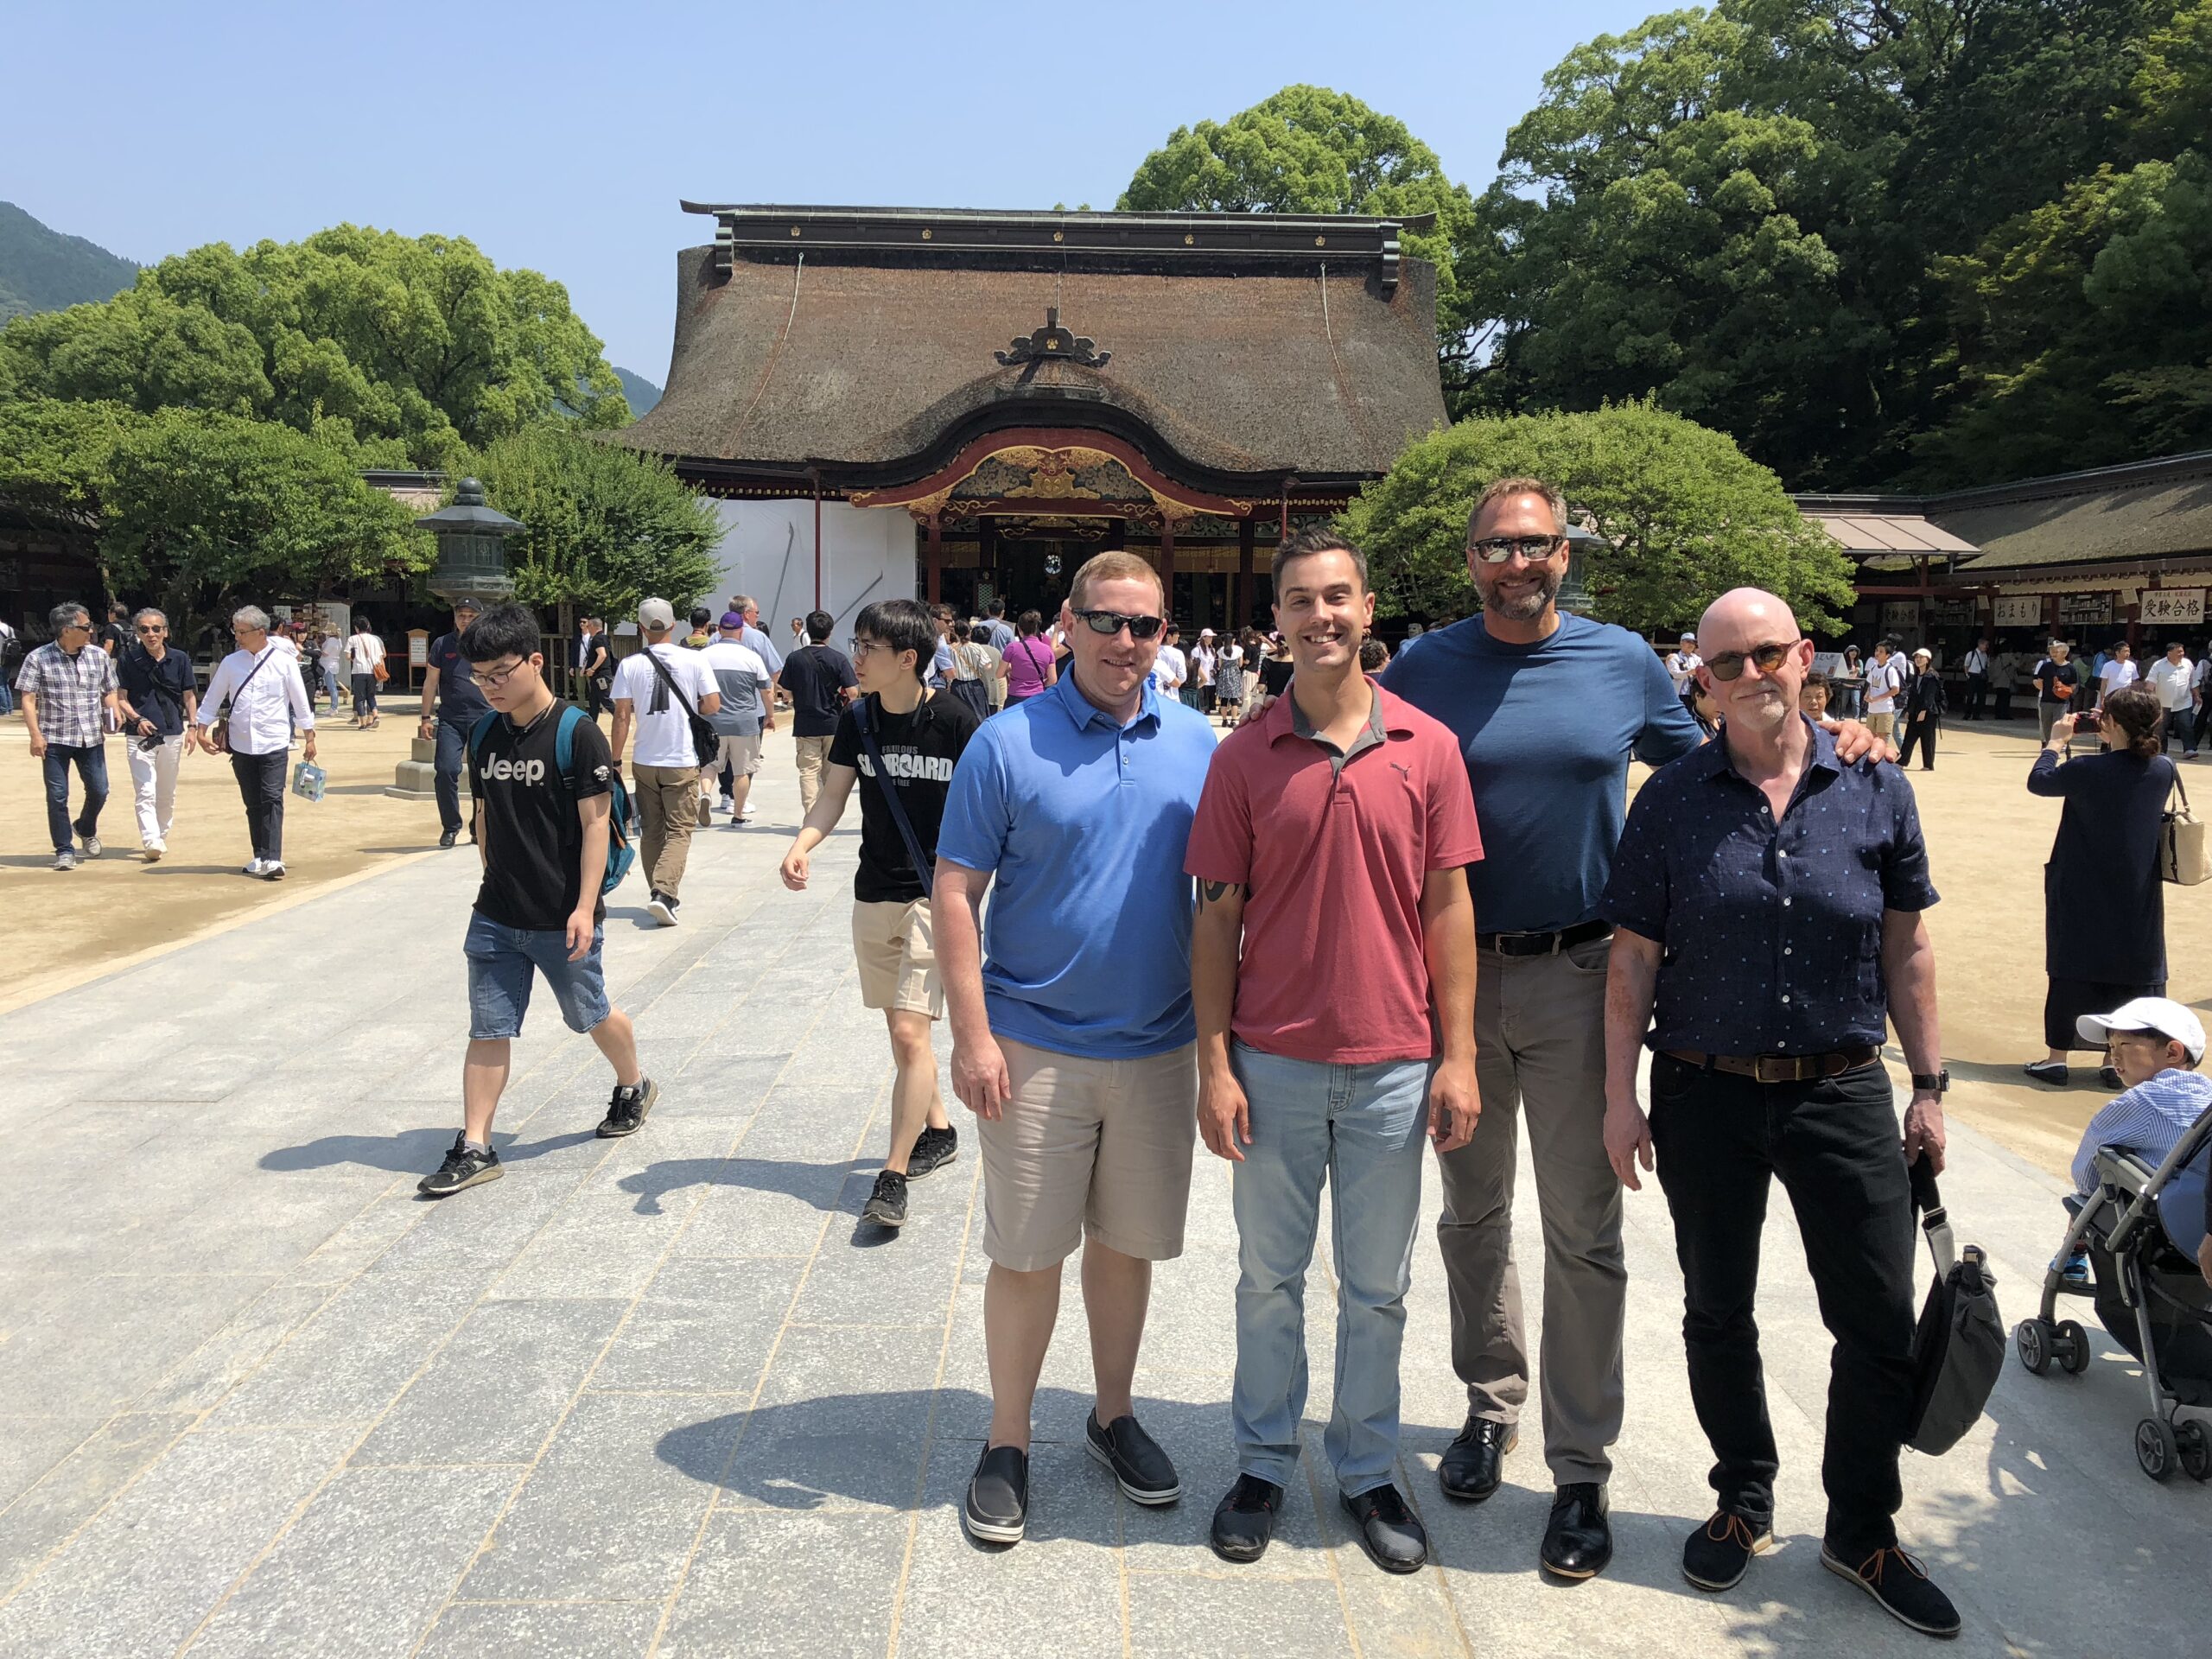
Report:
976,1036,1198,1271
851,898,941,1017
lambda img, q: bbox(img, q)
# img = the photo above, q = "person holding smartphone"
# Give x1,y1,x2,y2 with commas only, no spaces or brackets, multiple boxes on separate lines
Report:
1185,527,1482,1573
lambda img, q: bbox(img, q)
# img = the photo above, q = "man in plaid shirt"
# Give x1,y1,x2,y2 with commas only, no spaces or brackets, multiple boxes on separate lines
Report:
16,601,121,870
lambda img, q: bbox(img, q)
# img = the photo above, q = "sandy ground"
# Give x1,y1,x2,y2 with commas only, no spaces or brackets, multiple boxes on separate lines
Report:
2,705,2202,1177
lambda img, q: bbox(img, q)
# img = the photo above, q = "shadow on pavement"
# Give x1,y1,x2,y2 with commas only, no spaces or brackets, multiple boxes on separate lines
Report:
260,1126,599,1173
616,1155,860,1217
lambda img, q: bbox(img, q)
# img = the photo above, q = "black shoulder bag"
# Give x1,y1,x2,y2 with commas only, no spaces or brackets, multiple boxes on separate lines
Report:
641,645,719,766
1904,1159,2005,1456
853,696,936,898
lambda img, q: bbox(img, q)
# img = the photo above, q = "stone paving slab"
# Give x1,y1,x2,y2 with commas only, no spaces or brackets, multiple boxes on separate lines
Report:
0,764,2205,1656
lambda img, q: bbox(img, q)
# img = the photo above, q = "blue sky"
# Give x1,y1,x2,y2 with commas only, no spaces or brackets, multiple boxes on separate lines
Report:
10,0,1651,382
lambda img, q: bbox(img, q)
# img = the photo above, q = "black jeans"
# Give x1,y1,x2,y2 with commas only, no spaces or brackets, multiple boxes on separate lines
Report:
1648,1053,1918,1557
41,742,109,853
434,717,468,834
1966,673,1988,719
230,749,289,862
1897,715,1937,771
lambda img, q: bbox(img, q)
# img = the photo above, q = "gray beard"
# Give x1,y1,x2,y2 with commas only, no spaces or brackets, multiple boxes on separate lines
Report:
1484,569,1561,622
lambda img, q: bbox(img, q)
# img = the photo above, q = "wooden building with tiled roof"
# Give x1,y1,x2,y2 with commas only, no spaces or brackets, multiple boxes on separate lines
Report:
615,204,1449,631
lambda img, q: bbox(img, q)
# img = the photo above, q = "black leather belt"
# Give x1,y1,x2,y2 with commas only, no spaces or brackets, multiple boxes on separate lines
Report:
1478,919,1611,957
1662,1046,1882,1084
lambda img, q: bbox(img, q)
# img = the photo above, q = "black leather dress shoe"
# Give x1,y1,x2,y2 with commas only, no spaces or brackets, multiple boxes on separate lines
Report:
1438,1416,1516,1502
437,827,458,849
1540,1483,1612,1580
1210,1474,1283,1563
1341,1484,1427,1574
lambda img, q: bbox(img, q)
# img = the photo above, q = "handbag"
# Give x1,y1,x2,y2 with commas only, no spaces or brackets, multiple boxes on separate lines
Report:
371,654,388,683
852,695,936,897
2161,767,2209,886
210,647,276,754
641,643,720,766
1904,1159,2005,1456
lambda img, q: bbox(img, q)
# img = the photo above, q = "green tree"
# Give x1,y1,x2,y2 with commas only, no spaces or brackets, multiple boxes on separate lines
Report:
1118,86,1481,391
1340,403,1855,632
0,226,628,470
468,424,723,619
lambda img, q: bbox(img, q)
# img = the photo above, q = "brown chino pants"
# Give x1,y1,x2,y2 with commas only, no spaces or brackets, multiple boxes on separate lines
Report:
630,763,698,899
1434,936,1627,1485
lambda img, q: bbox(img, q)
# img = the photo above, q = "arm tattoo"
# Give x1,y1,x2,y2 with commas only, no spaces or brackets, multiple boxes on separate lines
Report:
1198,879,1243,909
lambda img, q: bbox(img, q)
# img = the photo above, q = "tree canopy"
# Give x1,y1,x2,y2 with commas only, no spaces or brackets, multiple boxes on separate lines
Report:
1339,403,1855,633
0,226,628,473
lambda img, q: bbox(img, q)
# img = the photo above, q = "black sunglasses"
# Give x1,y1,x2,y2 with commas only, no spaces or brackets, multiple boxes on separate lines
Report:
1071,607,1165,641
1704,640,1802,682
1469,534,1564,565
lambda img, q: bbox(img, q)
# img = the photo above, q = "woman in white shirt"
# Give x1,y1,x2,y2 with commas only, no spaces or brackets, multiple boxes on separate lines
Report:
317,631,346,715
345,620,387,728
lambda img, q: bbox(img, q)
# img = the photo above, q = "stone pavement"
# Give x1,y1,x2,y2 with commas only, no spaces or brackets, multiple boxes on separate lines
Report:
0,755,2205,1658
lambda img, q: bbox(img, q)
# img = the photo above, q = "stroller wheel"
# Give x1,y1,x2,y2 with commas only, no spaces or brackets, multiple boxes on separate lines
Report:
2015,1318,2054,1376
2177,1421,2212,1483
2056,1319,2092,1375
2136,1417,2179,1483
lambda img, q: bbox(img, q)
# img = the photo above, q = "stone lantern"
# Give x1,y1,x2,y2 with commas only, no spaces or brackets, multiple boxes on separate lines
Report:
384,478,525,803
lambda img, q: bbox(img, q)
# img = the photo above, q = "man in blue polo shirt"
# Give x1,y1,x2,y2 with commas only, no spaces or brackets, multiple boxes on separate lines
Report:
1599,585,1955,1639
934,549,1217,1548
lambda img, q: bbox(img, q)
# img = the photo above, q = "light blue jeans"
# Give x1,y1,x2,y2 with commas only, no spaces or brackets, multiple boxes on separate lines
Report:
1230,1040,1430,1497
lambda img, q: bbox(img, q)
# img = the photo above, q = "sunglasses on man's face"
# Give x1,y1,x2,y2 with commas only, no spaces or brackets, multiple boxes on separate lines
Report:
1704,640,1803,682
1071,607,1165,641
1468,534,1564,565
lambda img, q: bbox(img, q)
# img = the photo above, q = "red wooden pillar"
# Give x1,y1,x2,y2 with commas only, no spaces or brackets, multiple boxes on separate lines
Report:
925,512,943,604
1236,517,1255,631
1159,516,1178,619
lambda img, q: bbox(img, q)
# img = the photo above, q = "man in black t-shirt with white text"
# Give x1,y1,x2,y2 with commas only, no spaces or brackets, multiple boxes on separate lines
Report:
418,603,656,1198
780,598,978,1229
779,608,858,813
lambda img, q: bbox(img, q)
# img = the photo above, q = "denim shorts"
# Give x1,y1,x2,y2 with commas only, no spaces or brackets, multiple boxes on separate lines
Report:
463,912,611,1039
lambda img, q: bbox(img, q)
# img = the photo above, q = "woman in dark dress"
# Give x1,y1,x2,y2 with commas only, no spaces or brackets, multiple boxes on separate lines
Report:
2024,686,2177,1085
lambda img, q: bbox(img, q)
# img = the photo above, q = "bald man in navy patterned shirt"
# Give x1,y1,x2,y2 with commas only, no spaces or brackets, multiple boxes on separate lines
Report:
1599,587,1961,1641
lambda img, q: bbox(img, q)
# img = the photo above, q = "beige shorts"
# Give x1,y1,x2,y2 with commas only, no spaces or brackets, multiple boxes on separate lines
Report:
851,899,941,1017
704,733,761,781
1866,711,1896,738
976,1036,1198,1271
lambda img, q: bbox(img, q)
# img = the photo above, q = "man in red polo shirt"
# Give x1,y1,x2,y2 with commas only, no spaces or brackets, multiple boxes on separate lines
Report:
1186,525,1483,1575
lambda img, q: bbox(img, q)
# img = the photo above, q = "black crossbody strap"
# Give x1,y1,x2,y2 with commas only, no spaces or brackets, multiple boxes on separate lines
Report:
641,644,702,721
854,696,935,899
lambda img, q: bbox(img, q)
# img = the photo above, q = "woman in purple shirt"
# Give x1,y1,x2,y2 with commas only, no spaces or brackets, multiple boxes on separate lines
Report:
1001,610,1058,703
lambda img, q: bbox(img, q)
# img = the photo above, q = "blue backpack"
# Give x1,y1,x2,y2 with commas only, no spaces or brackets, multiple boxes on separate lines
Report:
469,706,637,895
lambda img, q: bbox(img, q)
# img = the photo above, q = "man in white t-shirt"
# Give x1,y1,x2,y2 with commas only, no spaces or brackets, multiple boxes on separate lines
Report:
1664,632,1701,693
345,619,387,726
1863,641,1907,738
2095,640,2139,708
2147,641,2196,755
610,597,721,925
697,613,773,827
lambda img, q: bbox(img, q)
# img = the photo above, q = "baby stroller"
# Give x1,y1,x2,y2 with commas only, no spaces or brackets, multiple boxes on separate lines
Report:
2015,1103,2212,1482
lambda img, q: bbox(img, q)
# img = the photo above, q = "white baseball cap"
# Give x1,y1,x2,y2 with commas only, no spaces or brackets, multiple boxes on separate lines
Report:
637,597,676,631
2076,997,2206,1065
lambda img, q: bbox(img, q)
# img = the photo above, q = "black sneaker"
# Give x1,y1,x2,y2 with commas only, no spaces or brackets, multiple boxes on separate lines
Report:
963,1444,1028,1545
1682,1509,1773,1592
1211,1474,1283,1563
647,892,680,926
418,1135,502,1197
596,1077,658,1138
1820,1543,1961,1639
907,1124,959,1179
863,1169,909,1227
1084,1411,1180,1504
1341,1483,1428,1573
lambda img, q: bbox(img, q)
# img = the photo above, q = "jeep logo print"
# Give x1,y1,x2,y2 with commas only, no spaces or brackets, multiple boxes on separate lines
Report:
485,756,546,784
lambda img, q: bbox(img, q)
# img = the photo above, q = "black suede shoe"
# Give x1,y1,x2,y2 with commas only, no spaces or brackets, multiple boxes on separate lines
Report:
1820,1543,1961,1639
1682,1508,1773,1592
1341,1484,1427,1573
906,1124,959,1179
1539,1483,1612,1580
1210,1474,1282,1563
1084,1411,1180,1504
596,1077,658,1138
963,1445,1028,1545
1438,1415,1516,1502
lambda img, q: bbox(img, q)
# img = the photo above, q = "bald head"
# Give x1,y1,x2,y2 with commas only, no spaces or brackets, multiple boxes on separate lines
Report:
1698,588,1802,652
1694,587,1811,739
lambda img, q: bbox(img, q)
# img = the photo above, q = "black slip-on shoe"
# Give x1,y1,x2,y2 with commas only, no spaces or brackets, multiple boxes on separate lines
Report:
1211,1474,1283,1563
963,1444,1028,1545
1084,1411,1181,1504
1682,1509,1773,1592
1341,1483,1427,1573
1540,1483,1612,1580
418,1135,501,1197
2099,1065,2125,1091
862,1169,909,1227
906,1123,959,1179
2024,1060,2069,1086
1821,1543,1961,1639
596,1077,658,1138
1438,1415,1516,1502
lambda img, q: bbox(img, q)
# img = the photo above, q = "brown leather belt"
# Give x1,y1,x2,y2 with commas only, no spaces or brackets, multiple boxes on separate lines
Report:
1661,1046,1882,1084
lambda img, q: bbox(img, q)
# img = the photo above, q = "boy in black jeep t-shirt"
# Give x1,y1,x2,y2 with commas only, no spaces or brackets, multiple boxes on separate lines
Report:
780,597,980,1229
417,603,656,1198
